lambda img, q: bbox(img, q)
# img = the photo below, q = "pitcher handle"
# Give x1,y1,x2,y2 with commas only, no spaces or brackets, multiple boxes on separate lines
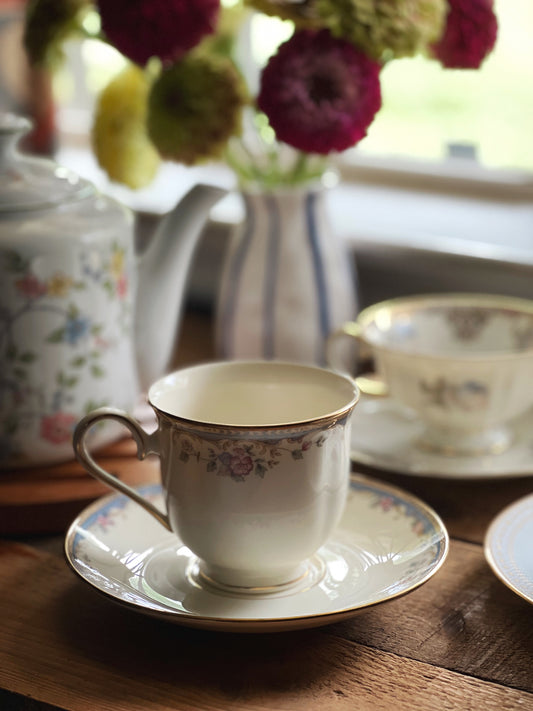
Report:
326,322,388,397
73,407,171,531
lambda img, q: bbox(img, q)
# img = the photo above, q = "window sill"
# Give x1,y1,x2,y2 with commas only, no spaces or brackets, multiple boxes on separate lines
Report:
57,146,533,310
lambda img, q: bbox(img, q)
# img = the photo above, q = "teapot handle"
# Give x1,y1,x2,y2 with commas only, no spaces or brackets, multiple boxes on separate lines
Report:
73,407,171,531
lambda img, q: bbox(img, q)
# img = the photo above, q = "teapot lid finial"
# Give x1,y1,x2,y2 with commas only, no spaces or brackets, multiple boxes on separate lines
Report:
0,112,94,213
0,113,32,137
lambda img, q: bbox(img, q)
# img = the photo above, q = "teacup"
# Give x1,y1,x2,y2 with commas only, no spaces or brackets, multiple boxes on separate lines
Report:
327,293,533,456
73,360,359,592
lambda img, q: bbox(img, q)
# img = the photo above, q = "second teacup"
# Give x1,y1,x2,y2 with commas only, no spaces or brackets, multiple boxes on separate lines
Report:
328,293,533,456
73,360,359,592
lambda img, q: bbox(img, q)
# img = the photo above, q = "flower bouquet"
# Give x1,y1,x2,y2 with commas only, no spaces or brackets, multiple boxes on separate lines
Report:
22,0,500,367
23,0,499,190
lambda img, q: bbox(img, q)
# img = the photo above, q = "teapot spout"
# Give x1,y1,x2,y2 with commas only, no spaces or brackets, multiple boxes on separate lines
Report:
135,183,227,390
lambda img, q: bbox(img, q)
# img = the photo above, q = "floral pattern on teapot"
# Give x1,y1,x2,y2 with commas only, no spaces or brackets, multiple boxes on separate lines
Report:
0,243,132,463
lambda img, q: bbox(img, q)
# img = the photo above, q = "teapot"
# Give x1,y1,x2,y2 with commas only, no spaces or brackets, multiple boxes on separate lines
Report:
0,114,227,468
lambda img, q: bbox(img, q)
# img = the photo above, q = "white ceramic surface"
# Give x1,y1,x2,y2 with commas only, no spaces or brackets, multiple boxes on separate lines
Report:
485,493,533,604
331,294,533,456
74,361,359,590
0,114,226,467
216,182,357,370
350,396,533,479
64,475,448,632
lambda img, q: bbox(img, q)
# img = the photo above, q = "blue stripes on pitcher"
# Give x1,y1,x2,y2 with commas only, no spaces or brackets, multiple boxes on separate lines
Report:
220,191,330,362
306,191,330,364
263,194,280,358
219,194,255,358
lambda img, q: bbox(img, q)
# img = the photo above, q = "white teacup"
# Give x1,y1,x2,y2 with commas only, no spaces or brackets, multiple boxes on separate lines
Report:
73,360,359,592
328,293,533,456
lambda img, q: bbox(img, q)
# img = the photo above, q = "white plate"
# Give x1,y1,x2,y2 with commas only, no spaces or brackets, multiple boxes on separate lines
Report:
351,397,533,479
485,493,533,604
64,475,448,633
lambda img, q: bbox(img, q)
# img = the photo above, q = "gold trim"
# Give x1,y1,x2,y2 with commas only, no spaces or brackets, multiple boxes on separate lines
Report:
356,292,533,362
484,493,533,605
415,427,512,457
150,359,360,433
64,474,449,629
191,562,316,597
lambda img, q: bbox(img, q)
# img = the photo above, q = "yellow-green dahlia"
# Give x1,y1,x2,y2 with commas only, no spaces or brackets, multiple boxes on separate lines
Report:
317,0,447,60
245,0,320,27
23,0,91,68
147,55,247,165
92,64,161,189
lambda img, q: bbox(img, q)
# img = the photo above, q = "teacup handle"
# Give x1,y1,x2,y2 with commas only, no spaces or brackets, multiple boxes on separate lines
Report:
326,322,388,397
73,407,171,531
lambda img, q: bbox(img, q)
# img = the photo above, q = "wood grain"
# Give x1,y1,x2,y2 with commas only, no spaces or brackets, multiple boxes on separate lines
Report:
331,539,533,692
0,440,159,536
2,310,532,710
0,542,531,711
0,309,214,538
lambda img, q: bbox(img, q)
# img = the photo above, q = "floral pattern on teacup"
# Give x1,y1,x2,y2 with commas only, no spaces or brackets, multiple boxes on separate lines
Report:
174,430,326,482
445,307,490,340
444,305,533,349
419,377,488,412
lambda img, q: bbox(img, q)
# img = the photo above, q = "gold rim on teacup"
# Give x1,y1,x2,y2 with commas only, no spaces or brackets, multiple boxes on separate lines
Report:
327,293,533,457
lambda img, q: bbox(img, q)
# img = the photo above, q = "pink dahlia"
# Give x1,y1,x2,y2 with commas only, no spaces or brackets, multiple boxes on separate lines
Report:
257,29,382,154
431,0,498,69
97,0,221,66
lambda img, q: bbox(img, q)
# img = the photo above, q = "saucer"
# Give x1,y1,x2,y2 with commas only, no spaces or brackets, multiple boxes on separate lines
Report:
350,397,533,479
64,475,448,633
485,493,533,604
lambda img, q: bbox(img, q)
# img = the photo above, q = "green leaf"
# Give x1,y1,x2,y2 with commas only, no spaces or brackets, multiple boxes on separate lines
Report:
19,352,36,363
84,399,109,413
3,413,19,435
47,328,65,343
4,251,29,274
179,451,190,463
90,364,105,378
291,449,304,460
70,356,86,367
255,462,267,478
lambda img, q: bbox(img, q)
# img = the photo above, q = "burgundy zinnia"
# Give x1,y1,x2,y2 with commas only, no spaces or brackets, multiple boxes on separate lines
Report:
257,29,382,154
431,0,498,69
97,0,221,66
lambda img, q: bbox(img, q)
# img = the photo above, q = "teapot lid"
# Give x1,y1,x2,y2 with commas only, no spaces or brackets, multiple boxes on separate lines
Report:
0,113,95,212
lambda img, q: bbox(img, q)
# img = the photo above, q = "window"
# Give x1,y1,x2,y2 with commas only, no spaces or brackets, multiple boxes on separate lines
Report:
54,0,532,179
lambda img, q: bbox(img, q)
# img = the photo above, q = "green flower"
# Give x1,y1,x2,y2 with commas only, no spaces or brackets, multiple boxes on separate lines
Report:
317,0,447,60
199,2,249,60
23,0,91,68
147,55,247,165
91,64,161,188
245,0,320,27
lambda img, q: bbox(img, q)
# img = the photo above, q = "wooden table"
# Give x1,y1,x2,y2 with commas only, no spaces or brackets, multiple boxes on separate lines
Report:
1,311,532,711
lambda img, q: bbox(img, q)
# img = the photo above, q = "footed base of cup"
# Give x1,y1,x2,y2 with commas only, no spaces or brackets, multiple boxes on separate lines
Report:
195,560,311,596
416,424,512,457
